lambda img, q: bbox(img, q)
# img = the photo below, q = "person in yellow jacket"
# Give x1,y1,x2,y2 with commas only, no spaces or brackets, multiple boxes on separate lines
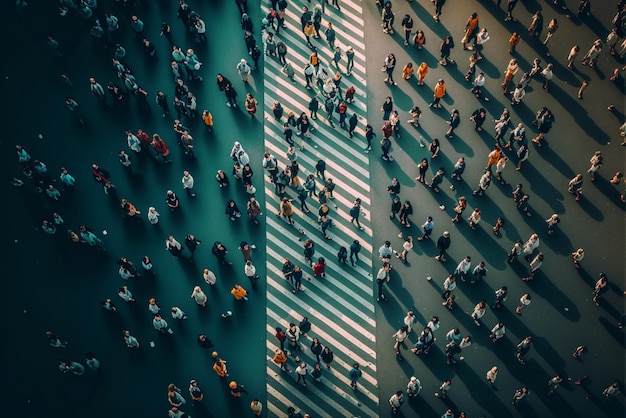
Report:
273,349,290,371
402,62,414,80
231,284,248,301
463,12,479,50
429,79,446,108
202,110,213,133
212,352,228,377
417,62,428,86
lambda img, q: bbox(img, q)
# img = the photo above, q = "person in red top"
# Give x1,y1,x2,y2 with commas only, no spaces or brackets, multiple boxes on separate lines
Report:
136,129,151,151
151,134,171,164
338,102,348,128
313,257,326,278
381,120,393,139
275,327,287,352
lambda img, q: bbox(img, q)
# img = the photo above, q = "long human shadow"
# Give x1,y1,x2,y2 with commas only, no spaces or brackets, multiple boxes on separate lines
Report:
523,271,582,321
591,175,626,209
390,81,416,111
407,0,452,39
575,192,605,221
405,395,441,418
549,83,611,145
512,160,566,214
599,316,626,348
446,132,476,157
474,55,501,79
406,46,440,71
528,140,575,181
452,361,512,416
538,224,574,261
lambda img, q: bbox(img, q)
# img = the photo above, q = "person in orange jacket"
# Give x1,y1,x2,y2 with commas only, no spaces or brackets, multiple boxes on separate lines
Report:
430,79,446,108
202,110,213,132
212,352,228,377
273,349,290,371
402,62,414,80
417,62,428,86
231,284,248,301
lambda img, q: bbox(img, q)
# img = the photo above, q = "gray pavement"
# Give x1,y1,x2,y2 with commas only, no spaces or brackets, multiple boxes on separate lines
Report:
364,0,625,417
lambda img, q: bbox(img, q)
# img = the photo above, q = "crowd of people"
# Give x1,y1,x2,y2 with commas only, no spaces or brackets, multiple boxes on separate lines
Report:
9,0,626,416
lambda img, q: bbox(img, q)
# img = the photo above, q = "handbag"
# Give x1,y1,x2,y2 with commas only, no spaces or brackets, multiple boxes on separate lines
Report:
194,62,202,70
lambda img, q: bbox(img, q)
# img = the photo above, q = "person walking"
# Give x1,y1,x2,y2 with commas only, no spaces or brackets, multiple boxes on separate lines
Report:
490,322,506,342
406,376,422,397
411,327,434,355
592,273,608,307
571,248,585,269
522,252,543,281
190,286,208,307
547,376,563,396
349,240,362,266
389,390,404,414
349,198,365,230
382,53,397,86
587,151,603,181
376,262,391,302
392,326,409,358
492,286,508,309
512,387,529,406
602,381,621,400
515,293,531,315
435,231,451,262
320,346,334,369
435,379,452,399
568,174,584,201
430,79,446,108
441,273,457,300
523,234,540,261
349,363,362,389
486,366,499,386
294,361,309,385
273,349,290,372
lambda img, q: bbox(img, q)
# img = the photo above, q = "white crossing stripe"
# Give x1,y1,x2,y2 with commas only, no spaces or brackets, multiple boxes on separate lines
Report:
263,1,377,417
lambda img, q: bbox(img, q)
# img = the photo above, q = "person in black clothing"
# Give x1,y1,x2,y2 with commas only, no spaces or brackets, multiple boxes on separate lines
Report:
282,258,295,282
197,334,213,348
435,231,451,261
299,317,311,335
156,91,170,117
212,241,232,265
185,234,201,260
470,108,487,131
390,196,402,219
349,240,362,266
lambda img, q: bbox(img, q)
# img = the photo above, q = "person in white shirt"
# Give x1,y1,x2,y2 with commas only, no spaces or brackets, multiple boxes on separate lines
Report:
490,322,506,342
126,130,141,153
171,307,187,320
403,311,417,333
182,171,196,197
454,256,472,282
236,59,251,83
244,260,258,285
541,63,554,90
295,362,308,386
194,16,206,43
392,326,409,357
147,207,160,224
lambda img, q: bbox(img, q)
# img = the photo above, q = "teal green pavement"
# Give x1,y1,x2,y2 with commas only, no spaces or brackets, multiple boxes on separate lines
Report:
4,0,626,417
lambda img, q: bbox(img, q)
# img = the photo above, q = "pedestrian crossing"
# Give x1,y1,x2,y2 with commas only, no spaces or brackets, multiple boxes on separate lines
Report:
262,1,378,416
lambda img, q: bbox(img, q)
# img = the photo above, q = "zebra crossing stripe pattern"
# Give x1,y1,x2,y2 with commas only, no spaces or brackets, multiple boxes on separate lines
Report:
262,1,378,417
